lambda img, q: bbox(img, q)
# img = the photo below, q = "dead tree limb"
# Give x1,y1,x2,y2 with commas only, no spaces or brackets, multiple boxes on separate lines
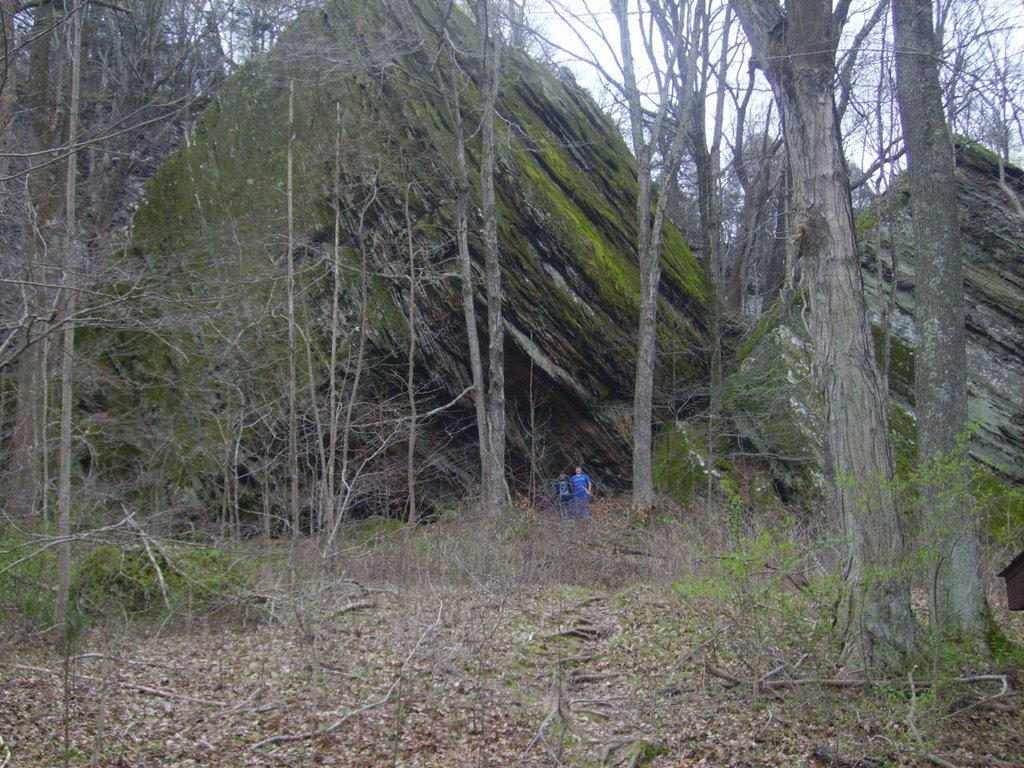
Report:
811,746,884,767
250,600,443,749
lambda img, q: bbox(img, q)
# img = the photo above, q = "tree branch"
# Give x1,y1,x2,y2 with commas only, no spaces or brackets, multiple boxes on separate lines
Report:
250,600,443,749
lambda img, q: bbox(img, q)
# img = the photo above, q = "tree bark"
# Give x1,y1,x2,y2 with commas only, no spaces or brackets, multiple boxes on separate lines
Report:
437,51,490,506
55,1,84,646
474,0,508,513
732,0,914,669
892,0,987,641
613,0,689,512
286,79,300,537
405,183,419,523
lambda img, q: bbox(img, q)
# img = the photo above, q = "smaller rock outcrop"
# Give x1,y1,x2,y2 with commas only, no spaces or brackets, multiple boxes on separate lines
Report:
860,141,1024,482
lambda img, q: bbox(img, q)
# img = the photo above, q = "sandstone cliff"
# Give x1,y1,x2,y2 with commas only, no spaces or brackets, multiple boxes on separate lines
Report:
128,0,707,515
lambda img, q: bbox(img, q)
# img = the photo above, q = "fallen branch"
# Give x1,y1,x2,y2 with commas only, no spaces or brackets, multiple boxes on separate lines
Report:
71,653,176,670
125,682,224,707
510,700,562,767
250,600,443,749
811,745,884,767
334,600,376,617
706,663,1015,699
705,664,744,687
9,663,226,706
568,671,619,685
946,675,1020,716
206,684,268,720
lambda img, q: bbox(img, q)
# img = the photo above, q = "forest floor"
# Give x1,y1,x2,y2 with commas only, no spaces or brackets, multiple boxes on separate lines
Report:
2,499,1023,767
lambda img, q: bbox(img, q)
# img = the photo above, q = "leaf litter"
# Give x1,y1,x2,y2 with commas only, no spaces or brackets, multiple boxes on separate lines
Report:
2,505,1022,767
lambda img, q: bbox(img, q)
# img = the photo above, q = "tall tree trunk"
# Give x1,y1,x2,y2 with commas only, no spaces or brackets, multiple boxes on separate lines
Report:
0,0,15,181
892,0,987,641
439,55,490,505
474,0,508,512
614,0,656,511
613,0,688,512
325,102,343,539
405,184,419,523
286,79,300,537
689,0,731,487
732,0,914,669
7,1,60,519
55,1,84,646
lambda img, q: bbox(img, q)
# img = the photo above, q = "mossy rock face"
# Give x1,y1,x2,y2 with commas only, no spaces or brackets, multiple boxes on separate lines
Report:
723,320,823,501
653,422,713,504
858,141,1024,484
129,0,707,512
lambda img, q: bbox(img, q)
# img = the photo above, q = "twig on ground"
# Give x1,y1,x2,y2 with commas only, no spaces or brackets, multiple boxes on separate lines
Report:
124,682,224,706
71,653,176,670
908,669,961,768
705,663,743,687
206,684,268,720
707,662,1015,699
810,745,884,766
334,599,376,616
10,663,226,706
511,702,562,767
250,599,443,749
945,675,1020,716
568,671,618,685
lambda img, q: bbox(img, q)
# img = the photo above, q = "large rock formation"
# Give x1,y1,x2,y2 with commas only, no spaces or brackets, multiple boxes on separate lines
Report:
859,141,1024,483
714,141,1024,509
128,0,706,516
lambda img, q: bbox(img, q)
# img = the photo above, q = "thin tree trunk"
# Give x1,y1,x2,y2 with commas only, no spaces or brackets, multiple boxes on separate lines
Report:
690,0,730,489
55,2,83,646
286,79,300,537
8,1,59,520
614,0,654,511
613,0,691,513
475,0,508,512
405,184,419,523
438,50,489,505
892,0,987,641
324,187,374,552
325,103,343,539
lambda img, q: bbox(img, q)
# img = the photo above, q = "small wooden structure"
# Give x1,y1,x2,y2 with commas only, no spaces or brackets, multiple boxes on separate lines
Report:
997,550,1024,610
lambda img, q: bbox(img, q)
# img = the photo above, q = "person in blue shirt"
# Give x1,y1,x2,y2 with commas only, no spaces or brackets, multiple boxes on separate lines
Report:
555,472,573,518
570,466,593,518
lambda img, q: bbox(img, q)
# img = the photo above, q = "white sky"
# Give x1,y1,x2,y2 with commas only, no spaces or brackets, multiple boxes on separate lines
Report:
526,0,1024,173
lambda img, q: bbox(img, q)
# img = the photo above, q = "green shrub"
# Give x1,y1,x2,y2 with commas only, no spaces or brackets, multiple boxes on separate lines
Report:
72,542,253,618
0,532,57,631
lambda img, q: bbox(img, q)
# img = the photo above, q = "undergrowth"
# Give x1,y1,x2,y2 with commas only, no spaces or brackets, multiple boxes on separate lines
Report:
2,497,1022,767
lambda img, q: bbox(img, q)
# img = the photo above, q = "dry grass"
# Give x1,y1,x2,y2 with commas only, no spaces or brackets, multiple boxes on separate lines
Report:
2,498,1022,767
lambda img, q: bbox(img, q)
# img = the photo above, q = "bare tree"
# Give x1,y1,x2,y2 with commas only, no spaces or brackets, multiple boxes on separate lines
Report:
286,79,300,537
425,0,511,513
731,0,914,669
611,0,691,512
54,0,84,645
472,0,509,513
432,33,491,511
892,0,987,644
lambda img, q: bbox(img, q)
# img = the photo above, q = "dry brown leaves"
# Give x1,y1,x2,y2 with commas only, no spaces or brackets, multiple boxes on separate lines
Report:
1,510,1022,767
